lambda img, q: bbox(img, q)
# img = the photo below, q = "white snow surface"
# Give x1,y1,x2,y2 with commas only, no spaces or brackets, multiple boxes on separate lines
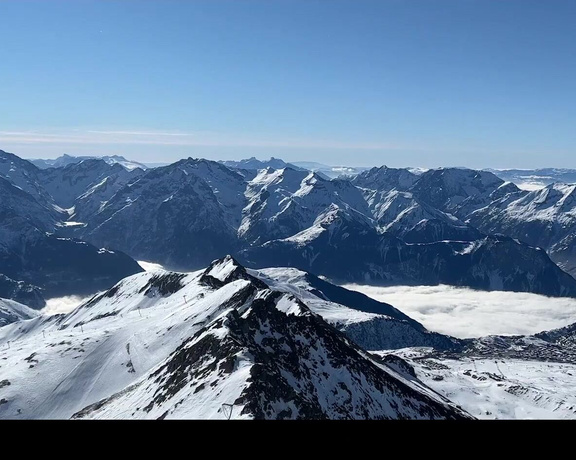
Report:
342,284,576,338
0,263,466,420
0,299,39,327
381,349,576,420
0,269,253,419
251,267,381,325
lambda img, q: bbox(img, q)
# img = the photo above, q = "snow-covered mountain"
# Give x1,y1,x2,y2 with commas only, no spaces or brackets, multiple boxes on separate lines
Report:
362,189,482,243
3,148,576,305
0,298,39,327
220,156,306,172
353,165,418,191
58,156,576,296
239,168,369,244
0,150,55,208
37,158,144,209
31,154,147,171
76,159,244,269
0,159,143,301
487,168,576,190
409,167,513,218
0,275,45,310
0,256,470,419
467,183,576,277
241,208,576,297
291,161,370,179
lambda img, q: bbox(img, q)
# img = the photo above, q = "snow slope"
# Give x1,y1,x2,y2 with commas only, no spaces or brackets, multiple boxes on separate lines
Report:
382,350,576,420
0,298,39,327
0,256,470,420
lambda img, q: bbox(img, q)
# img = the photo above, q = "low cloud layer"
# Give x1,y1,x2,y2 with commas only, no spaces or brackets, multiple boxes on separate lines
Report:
341,284,576,339
137,260,166,272
42,295,92,316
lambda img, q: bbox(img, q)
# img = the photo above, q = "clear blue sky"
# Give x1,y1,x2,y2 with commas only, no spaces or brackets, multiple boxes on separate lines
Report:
1,0,575,168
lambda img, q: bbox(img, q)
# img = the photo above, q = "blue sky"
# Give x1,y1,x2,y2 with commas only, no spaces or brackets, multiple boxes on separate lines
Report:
1,0,575,168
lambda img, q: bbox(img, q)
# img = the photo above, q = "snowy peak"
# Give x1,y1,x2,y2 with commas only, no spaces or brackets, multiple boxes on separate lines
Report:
37,158,144,208
411,167,505,214
200,255,266,289
31,154,147,171
0,149,54,207
367,190,481,243
520,182,576,212
353,166,418,192
220,156,306,172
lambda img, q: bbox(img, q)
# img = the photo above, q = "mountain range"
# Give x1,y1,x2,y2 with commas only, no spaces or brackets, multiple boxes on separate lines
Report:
2,149,576,310
2,148,576,419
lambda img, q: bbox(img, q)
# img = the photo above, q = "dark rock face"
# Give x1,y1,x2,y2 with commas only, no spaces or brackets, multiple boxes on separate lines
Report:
139,273,187,297
0,275,45,310
0,235,144,298
341,317,460,352
467,184,576,278
76,159,243,270
241,211,576,297
37,159,143,208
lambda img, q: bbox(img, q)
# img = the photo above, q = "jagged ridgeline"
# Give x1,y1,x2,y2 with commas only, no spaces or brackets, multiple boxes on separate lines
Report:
1,149,576,304
0,256,471,419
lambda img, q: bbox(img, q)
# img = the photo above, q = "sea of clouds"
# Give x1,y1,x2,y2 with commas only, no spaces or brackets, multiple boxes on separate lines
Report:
341,284,576,338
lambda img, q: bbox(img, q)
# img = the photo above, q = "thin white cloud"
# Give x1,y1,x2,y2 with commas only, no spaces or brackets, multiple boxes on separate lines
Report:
137,260,166,272
86,130,196,136
0,128,414,151
41,295,93,316
341,284,576,339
